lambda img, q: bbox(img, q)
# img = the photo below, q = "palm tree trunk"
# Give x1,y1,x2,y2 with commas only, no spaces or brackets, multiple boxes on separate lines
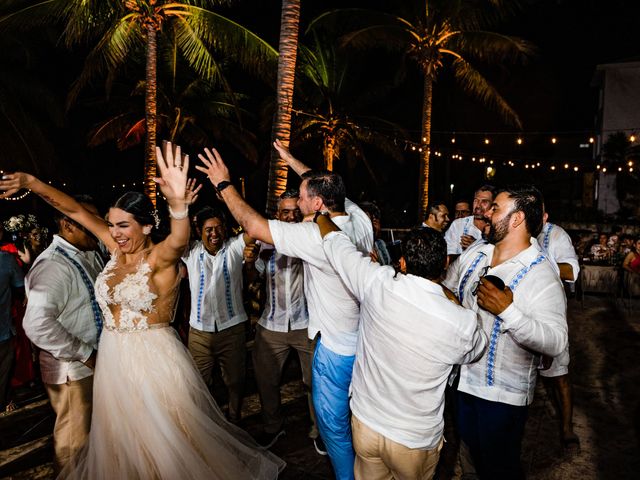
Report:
323,135,335,171
418,76,433,222
144,24,158,207
266,0,301,215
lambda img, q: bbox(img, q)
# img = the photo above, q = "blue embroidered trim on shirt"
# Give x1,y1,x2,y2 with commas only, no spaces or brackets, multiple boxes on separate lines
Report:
55,247,103,341
222,248,235,319
267,251,277,324
485,253,546,386
197,252,205,323
543,223,554,251
459,252,486,304
462,217,471,236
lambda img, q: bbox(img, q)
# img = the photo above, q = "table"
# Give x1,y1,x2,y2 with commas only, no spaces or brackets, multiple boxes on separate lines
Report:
579,264,620,300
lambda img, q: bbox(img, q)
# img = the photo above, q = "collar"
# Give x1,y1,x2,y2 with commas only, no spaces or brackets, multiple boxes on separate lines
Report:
52,234,83,256
476,238,540,268
332,213,351,227
198,239,227,258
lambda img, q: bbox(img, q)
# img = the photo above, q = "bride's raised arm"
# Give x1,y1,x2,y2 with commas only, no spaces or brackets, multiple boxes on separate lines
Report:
152,142,190,269
0,171,115,250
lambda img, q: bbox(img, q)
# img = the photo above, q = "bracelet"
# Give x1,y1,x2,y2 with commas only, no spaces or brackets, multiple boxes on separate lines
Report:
168,204,189,220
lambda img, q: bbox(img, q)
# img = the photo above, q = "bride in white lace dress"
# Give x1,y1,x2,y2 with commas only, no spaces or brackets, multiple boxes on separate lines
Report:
0,143,284,479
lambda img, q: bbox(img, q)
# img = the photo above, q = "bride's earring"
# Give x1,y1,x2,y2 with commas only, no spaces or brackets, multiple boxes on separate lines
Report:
143,226,152,235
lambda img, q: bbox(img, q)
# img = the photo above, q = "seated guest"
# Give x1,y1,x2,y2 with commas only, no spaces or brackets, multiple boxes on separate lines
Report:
590,233,612,261
316,219,487,480
618,234,634,257
622,238,640,274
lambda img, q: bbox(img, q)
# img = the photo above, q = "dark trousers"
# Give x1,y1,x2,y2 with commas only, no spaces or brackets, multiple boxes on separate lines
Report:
188,323,246,422
252,324,317,436
456,391,528,480
0,339,15,409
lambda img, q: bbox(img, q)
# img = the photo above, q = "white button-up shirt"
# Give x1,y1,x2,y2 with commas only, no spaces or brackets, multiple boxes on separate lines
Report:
537,222,580,282
444,216,483,255
24,235,103,384
323,232,487,449
443,239,568,406
255,243,308,332
183,235,248,332
268,199,373,356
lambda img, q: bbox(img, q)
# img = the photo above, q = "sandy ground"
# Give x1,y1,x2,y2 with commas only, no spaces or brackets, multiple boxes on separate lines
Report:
1,294,638,479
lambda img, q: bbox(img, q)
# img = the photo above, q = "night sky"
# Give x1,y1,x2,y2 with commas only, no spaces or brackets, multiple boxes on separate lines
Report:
2,0,640,224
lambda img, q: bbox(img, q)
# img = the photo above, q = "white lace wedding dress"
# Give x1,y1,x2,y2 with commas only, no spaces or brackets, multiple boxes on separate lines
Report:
59,251,285,479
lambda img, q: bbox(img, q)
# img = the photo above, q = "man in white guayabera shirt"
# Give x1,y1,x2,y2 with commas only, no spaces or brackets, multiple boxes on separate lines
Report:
195,141,373,480
182,206,252,423
443,185,568,480
537,205,581,454
444,185,495,260
23,197,103,473
243,189,318,449
316,218,487,480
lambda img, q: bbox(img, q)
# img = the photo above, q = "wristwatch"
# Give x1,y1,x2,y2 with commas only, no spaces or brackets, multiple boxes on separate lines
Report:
216,180,232,192
313,210,330,223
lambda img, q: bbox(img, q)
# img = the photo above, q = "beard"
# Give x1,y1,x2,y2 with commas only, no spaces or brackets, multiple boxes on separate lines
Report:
487,214,511,244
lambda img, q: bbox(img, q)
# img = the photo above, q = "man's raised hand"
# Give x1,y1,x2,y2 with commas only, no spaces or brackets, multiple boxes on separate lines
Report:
195,147,230,187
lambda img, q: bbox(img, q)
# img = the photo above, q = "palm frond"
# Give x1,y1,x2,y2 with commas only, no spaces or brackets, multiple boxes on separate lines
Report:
180,6,277,77
67,16,142,107
447,31,535,64
87,112,140,147
452,58,522,128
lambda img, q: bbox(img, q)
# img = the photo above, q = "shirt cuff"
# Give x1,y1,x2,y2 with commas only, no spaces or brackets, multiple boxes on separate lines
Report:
497,302,522,332
76,342,95,363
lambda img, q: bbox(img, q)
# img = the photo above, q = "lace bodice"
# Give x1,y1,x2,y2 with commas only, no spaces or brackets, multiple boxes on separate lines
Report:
95,250,179,332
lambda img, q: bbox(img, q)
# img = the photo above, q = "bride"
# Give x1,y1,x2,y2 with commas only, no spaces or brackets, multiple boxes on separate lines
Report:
0,143,284,479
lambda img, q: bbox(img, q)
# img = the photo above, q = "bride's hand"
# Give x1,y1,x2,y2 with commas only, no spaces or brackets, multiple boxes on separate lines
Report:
0,172,35,199
155,141,188,205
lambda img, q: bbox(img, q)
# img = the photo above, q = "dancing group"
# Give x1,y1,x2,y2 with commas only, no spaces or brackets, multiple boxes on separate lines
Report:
0,138,571,480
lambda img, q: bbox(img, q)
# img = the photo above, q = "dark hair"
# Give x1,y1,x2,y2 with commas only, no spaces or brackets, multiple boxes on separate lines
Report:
475,184,497,198
301,169,346,212
498,185,544,237
359,201,381,221
112,192,156,227
54,194,97,231
194,206,226,232
278,189,299,202
404,227,447,280
426,200,447,217
455,199,470,207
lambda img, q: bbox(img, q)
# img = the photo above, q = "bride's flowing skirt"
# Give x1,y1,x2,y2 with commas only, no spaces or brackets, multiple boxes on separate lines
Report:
60,327,285,479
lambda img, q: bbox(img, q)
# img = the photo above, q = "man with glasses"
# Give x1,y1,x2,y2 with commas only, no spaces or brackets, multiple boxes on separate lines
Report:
454,200,472,220
443,185,568,479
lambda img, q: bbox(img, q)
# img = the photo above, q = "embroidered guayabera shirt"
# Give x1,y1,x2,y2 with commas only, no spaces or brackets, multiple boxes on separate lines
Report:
255,244,308,333
443,239,568,406
537,222,580,282
24,235,103,384
183,235,248,332
444,215,483,255
268,199,373,356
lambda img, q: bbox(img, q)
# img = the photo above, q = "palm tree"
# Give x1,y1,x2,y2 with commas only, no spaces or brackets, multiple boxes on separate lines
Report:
266,0,301,215
311,0,533,220
86,77,258,164
1,0,276,205
293,32,406,180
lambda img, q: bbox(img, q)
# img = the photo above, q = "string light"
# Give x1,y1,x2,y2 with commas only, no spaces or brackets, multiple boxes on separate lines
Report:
517,138,523,145
630,135,636,142
589,137,595,144
551,137,557,144
451,137,456,144
2,189,31,201
484,138,490,145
